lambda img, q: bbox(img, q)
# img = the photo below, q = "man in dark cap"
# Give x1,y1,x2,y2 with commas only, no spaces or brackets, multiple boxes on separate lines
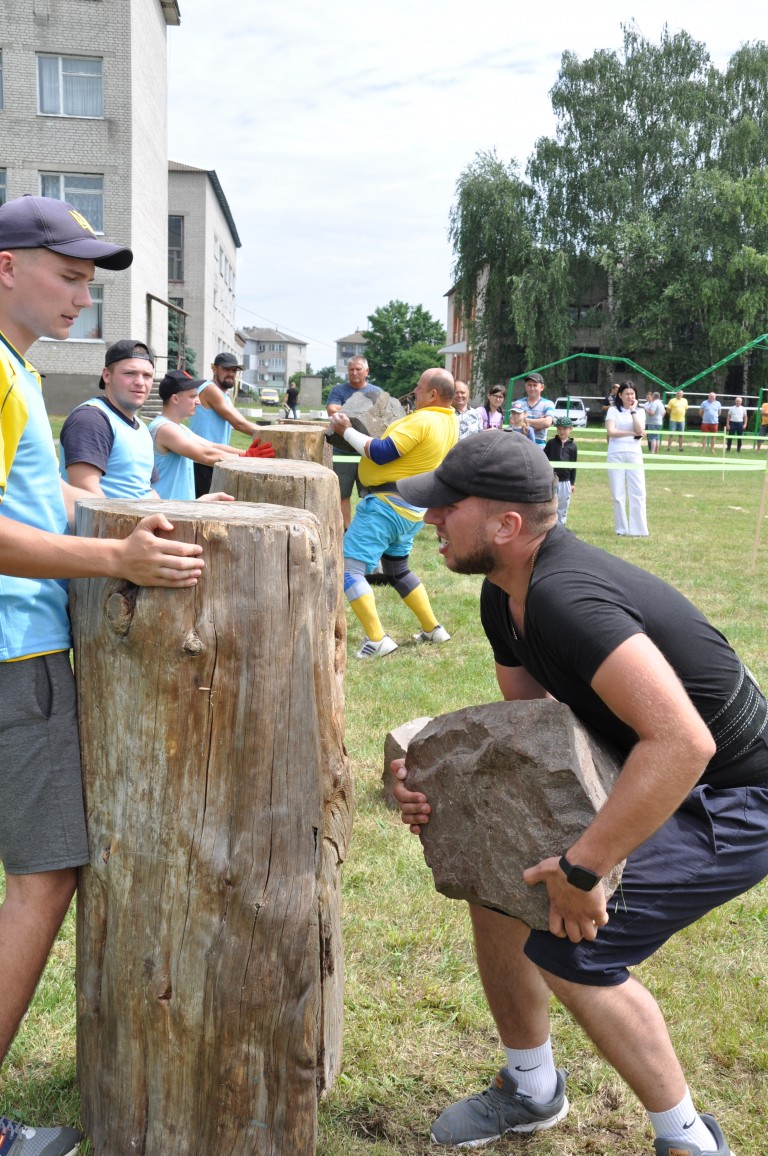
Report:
189,352,262,496
391,430,766,1156
0,195,204,1155
148,370,274,500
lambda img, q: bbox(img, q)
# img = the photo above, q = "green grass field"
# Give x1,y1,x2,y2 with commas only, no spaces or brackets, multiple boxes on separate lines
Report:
2,428,767,1154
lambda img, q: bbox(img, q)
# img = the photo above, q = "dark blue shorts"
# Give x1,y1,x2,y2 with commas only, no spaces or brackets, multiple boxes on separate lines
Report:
524,784,768,987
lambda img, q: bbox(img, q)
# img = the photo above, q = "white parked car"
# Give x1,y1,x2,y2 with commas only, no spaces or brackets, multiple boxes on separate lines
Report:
552,397,588,427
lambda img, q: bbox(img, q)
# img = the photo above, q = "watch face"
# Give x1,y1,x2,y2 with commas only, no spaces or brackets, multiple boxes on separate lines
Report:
568,864,600,891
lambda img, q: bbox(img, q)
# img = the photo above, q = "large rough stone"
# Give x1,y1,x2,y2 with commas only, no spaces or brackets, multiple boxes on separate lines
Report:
325,390,405,450
381,717,433,810
404,700,624,930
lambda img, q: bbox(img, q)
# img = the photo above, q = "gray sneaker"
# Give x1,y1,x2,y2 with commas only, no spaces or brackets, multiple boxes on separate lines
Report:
0,1117,82,1155
653,1113,735,1156
430,1066,568,1147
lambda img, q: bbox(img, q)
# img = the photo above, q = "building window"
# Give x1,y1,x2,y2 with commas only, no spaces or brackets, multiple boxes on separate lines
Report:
168,215,184,281
70,284,103,339
0,171,6,208
0,50,4,110
37,55,103,118
39,173,104,233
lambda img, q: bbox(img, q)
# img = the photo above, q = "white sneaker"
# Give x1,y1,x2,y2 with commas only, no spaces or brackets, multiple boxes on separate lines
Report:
413,624,451,644
356,635,398,659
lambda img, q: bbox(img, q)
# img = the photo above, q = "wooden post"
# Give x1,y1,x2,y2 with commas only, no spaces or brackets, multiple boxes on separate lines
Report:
70,499,352,1156
256,424,333,467
211,459,349,1084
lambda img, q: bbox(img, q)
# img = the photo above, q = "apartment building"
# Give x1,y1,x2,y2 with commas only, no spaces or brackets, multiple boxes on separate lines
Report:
0,0,180,412
240,326,307,390
167,162,241,375
335,331,367,377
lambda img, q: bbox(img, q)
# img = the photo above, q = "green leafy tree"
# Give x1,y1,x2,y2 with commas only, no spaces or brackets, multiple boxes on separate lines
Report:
387,342,445,398
289,364,313,388
364,301,445,390
450,28,768,388
167,312,197,375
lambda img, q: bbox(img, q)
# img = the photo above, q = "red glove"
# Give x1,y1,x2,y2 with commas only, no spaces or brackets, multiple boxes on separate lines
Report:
244,437,276,458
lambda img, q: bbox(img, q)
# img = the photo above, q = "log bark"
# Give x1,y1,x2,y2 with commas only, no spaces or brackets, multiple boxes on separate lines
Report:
70,498,350,1156
256,423,333,468
211,459,349,1085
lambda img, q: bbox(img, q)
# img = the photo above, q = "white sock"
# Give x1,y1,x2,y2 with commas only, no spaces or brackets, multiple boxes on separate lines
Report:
504,1038,557,1103
648,1090,718,1151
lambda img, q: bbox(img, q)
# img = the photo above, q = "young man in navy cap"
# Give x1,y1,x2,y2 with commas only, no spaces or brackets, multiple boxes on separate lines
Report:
148,370,274,500
0,195,205,1155
189,352,263,496
391,430,766,1155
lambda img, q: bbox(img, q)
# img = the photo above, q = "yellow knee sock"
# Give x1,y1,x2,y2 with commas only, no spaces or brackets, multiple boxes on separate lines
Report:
402,584,439,632
349,591,385,641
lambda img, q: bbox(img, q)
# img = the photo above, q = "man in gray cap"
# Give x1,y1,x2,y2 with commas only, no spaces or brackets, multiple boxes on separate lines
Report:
391,429,766,1156
189,351,261,496
0,194,204,1155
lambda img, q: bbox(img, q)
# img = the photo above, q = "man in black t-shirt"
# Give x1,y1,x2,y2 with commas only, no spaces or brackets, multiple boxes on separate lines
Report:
390,430,767,1155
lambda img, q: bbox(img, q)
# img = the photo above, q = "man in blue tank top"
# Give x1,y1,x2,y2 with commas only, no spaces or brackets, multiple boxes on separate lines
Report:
189,352,263,496
149,370,247,500
0,194,205,1156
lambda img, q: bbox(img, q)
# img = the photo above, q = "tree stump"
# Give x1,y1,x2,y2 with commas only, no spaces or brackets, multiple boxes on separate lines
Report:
211,459,348,1083
257,424,333,467
70,498,352,1156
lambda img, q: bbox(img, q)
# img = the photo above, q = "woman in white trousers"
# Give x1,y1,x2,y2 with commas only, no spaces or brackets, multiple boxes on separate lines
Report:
606,381,649,536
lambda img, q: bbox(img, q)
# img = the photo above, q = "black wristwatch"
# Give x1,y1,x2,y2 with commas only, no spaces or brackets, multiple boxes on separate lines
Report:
559,854,601,891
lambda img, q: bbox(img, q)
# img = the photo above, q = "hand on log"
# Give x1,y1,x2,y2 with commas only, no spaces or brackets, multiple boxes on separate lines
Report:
196,491,235,502
113,513,203,587
523,857,610,943
390,758,431,834
244,436,276,458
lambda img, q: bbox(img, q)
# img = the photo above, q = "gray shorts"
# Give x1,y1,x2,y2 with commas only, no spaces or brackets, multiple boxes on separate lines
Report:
0,652,89,874
333,456,361,500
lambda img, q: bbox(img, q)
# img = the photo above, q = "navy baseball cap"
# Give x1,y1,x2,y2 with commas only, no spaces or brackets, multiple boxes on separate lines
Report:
0,195,133,270
397,429,557,507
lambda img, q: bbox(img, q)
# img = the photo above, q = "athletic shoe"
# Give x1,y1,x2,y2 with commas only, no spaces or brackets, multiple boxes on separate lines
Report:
430,1066,568,1147
653,1113,734,1155
412,624,451,644
355,635,398,659
0,1118,82,1155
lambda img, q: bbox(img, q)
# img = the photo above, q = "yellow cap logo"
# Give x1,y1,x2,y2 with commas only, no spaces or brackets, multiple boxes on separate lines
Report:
68,209,95,235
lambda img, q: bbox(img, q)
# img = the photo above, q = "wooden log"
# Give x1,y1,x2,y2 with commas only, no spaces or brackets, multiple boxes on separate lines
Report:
210,459,350,1086
70,499,351,1156
256,423,333,468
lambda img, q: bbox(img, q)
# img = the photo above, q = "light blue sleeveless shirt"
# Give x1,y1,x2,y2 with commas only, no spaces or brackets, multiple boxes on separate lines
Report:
0,335,71,660
60,398,155,499
148,415,196,500
188,383,232,445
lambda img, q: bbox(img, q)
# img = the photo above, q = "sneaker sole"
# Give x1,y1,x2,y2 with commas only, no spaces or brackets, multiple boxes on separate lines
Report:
430,1097,569,1148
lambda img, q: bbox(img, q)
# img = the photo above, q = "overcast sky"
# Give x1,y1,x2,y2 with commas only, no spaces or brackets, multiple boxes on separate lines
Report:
167,1,765,372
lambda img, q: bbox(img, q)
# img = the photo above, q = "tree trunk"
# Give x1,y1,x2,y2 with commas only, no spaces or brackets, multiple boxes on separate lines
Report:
211,459,349,1084
70,498,351,1156
257,423,333,467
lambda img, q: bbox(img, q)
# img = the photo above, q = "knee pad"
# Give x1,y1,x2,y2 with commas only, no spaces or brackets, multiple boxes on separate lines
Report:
381,553,420,598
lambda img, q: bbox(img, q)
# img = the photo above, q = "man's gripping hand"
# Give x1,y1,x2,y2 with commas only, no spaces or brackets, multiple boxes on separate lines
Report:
244,437,276,458
523,856,609,943
115,513,203,587
391,758,431,835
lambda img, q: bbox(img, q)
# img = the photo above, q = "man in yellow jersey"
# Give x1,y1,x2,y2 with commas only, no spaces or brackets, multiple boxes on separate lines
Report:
666,389,689,452
329,367,457,658
0,195,204,1155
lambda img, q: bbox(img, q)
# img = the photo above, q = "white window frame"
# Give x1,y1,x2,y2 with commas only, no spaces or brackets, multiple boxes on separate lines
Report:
37,54,104,118
39,172,104,234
